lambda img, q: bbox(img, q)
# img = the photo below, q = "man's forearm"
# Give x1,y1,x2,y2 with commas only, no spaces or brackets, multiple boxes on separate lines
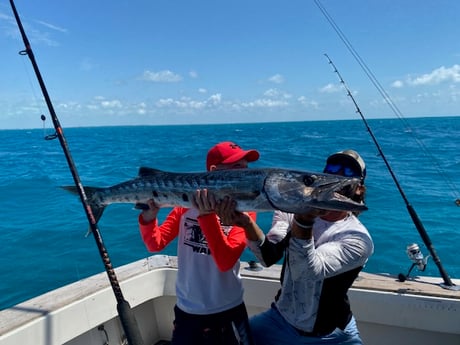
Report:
241,216,265,241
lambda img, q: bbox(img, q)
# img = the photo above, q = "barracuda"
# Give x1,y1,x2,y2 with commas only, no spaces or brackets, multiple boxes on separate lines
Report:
62,167,367,223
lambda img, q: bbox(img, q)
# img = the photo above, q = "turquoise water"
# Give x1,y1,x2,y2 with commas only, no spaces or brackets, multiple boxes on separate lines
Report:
1,117,459,310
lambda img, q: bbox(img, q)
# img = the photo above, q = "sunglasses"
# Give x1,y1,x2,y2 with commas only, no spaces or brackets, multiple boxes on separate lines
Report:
324,163,360,178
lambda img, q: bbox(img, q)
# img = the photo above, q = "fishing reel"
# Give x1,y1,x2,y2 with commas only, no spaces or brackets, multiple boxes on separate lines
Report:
398,243,430,282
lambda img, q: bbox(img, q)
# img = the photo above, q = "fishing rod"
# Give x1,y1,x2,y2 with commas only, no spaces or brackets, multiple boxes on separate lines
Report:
324,54,458,290
314,0,460,206
9,1,145,343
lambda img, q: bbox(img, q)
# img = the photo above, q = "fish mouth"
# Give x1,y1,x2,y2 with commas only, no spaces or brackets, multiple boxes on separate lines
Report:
307,174,366,211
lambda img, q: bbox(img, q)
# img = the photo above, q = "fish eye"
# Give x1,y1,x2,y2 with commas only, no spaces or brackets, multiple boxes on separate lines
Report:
303,175,315,186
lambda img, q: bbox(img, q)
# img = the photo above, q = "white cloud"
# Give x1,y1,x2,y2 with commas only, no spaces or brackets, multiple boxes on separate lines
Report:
136,102,147,114
297,96,319,109
319,83,342,93
101,99,122,108
263,88,292,99
57,101,81,110
189,70,198,78
198,88,207,94
141,70,183,82
1,11,66,47
35,20,68,33
408,65,460,86
264,88,280,97
86,96,122,110
391,80,404,88
241,99,288,108
156,98,174,107
0,12,14,24
208,94,222,105
268,74,285,84
393,65,460,88
155,94,221,110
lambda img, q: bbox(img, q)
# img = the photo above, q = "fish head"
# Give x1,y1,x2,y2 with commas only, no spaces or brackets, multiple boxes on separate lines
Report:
264,169,367,213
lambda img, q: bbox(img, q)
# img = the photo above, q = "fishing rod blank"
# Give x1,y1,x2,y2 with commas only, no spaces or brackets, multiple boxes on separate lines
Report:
325,54,458,290
9,1,146,343
314,0,460,206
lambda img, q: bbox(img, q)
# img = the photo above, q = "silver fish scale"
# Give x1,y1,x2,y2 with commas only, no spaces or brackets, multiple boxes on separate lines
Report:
70,167,368,223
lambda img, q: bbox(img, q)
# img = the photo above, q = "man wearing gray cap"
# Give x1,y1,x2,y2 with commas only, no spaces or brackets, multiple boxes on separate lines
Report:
217,149,374,345
247,149,373,345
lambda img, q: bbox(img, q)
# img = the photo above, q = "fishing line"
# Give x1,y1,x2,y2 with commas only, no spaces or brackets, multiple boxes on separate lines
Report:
314,0,460,206
9,1,145,343
18,51,53,138
325,54,458,290
40,114,58,140
41,114,46,137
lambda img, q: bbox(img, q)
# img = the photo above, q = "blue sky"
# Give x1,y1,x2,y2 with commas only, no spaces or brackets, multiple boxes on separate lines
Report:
1,0,460,129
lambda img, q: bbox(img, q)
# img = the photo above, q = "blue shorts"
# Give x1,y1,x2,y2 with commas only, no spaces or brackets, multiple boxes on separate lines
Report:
249,304,363,345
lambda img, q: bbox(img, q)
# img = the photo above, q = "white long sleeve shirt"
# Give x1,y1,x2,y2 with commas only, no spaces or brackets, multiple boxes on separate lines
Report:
248,210,374,333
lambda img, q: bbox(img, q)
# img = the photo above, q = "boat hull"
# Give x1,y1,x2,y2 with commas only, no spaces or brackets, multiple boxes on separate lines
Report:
0,255,459,345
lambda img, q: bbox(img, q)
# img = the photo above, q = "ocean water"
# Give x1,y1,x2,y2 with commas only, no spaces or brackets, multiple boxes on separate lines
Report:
1,117,459,310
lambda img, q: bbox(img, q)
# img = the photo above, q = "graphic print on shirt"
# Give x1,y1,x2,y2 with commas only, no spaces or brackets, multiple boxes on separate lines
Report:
183,216,211,255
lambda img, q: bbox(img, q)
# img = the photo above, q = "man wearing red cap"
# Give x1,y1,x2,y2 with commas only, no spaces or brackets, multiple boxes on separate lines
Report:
138,141,259,345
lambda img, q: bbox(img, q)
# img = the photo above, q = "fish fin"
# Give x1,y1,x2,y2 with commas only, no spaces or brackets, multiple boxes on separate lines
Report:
62,185,103,196
83,207,106,237
61,185,79,195
138,167,163,177
84,205,106,237
62,185,100,200
61,185,106,223
91,205,106,224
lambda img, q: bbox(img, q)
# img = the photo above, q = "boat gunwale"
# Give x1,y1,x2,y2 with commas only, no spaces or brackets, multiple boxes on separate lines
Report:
1,254,459,339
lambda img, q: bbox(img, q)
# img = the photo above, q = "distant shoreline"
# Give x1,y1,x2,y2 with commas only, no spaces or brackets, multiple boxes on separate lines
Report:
1,115,458,131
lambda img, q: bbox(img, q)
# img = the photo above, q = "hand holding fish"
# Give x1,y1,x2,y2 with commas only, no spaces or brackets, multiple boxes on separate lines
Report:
291,208,327,239
139,199,160,223
192,189,217,216
215,196,252,228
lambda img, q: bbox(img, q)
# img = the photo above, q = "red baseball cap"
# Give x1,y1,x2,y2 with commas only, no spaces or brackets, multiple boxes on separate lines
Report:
206,141,260,170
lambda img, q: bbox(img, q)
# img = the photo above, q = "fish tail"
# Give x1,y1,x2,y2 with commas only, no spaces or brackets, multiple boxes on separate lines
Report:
90,204,106,224
61,185,106,223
